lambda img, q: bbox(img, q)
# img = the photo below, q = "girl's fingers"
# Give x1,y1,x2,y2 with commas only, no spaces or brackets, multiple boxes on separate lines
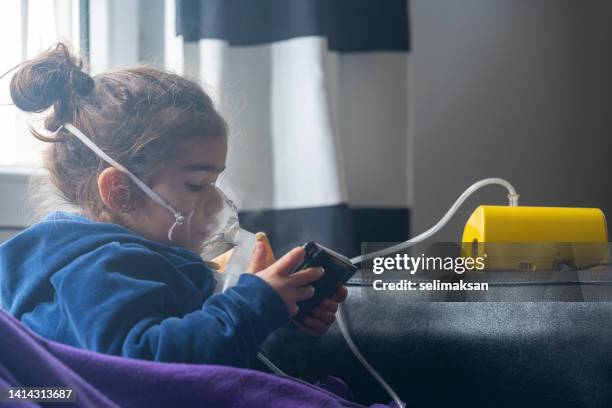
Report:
334,285,348,302
313,307,336,325
302,316,328,335
294,285,315,301
317,298,338,313
255,232,276,267
290,267,324,286
270,247,305,276
287,303,299,317
246,242,267,273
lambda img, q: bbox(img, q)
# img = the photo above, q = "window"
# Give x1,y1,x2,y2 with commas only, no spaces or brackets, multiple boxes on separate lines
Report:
0,0,84,168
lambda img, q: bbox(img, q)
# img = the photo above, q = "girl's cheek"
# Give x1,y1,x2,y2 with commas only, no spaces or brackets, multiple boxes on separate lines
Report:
153,180,190,213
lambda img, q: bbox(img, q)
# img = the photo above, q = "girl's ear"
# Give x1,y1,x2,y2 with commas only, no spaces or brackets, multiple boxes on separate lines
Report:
97,167,132,212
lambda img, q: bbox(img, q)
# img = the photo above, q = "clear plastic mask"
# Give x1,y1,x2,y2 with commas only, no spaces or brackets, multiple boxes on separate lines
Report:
181,184,242,259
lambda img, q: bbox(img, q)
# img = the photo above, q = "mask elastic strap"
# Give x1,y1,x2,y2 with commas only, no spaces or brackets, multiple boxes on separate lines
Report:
62,123,185,240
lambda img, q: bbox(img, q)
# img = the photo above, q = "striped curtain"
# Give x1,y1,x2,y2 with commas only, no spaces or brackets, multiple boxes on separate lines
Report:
171,0,411,257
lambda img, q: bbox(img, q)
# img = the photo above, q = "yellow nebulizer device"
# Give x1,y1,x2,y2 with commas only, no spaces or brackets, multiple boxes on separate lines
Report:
462,206,609,271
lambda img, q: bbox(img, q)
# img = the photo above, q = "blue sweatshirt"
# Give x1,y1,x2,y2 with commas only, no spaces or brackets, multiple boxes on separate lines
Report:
0,211,315,371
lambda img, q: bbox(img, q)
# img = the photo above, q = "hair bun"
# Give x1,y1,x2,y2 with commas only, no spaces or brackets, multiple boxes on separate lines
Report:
69,67,94,97
9,43,93,120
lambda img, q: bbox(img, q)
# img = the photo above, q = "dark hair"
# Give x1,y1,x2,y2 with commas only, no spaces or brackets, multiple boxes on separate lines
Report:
10,43,227,222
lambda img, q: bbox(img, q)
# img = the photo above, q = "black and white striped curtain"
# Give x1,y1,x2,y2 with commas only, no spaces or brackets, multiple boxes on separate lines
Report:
174,0,411,257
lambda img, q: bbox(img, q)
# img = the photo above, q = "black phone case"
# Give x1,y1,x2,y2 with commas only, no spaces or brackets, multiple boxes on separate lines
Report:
290,241,357,320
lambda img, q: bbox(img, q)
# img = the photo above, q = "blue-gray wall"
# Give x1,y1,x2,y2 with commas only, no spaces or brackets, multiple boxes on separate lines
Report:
412,0,612,240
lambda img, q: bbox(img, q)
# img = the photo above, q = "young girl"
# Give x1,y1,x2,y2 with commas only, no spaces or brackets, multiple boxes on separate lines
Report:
0,43,347,376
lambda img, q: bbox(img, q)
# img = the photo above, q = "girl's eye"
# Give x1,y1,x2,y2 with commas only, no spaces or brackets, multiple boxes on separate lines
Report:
185,183,204,192
185,181,215,193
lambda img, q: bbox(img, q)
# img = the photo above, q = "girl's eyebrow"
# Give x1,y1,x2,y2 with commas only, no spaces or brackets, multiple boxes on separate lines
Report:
178,164,226,172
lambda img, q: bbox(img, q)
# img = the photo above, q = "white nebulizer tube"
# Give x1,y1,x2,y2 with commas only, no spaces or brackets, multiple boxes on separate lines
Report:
335,178,519,408
350,177,519,265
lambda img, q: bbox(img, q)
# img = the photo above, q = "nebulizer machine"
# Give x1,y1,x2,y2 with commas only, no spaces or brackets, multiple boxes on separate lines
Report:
60,123,609,408
202,177,607,408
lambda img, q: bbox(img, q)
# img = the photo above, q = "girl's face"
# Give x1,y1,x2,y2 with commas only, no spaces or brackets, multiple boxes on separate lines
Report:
132,135,228,252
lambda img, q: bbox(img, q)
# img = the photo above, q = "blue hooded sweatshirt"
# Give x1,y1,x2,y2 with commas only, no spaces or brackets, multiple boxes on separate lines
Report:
0,211,316,372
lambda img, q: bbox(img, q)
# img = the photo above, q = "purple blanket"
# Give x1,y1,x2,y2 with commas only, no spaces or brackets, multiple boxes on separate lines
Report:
0,311,396,407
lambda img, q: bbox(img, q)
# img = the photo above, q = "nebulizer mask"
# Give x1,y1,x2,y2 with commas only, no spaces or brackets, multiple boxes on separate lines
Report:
61,123,256,288
188,183,260,291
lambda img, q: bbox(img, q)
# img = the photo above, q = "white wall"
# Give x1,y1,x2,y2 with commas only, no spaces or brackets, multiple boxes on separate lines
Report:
411,0,612,240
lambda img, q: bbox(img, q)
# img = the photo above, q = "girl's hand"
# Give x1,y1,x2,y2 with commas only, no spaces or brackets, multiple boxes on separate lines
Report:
296,285,348,336
248,243,323,317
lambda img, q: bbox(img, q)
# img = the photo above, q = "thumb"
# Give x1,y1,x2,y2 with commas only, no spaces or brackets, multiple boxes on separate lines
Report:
246,242,267,273
269,247,305,276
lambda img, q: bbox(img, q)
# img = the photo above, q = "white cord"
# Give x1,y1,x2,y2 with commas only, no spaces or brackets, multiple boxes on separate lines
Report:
337,177,519,408
337,306,405,408
257,351,289,377
350,177,519,264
